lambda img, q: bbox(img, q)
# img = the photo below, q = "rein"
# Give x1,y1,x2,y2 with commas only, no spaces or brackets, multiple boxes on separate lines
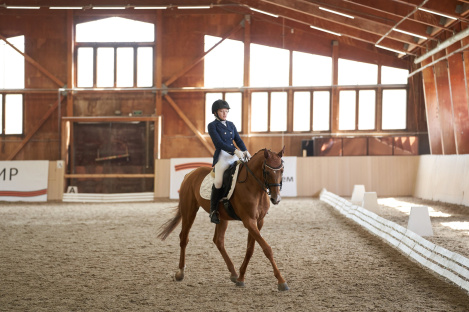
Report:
238,159,284,196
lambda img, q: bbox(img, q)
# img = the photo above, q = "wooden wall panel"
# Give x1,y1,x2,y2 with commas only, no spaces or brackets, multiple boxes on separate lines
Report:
433,50,456,154
447,42,469,155
421,56,443,154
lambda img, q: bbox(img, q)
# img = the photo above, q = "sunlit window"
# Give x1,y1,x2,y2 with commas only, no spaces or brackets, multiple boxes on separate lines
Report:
76,17,154,42
292,51,332,86
382,89,407,129
0,35,24,135
250,44,289,87
339,90,356,130
313,91,330,131
76,18,154,88
204,35,243,87
270,92,287,131
358,90,376,130
339,59,378,85
382,66,408,84
293,92,310,131
205,93,242,132
251,92,268,131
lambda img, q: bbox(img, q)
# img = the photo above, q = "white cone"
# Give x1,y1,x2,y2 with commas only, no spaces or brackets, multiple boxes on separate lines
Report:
351,185,365,204
407,206,433,237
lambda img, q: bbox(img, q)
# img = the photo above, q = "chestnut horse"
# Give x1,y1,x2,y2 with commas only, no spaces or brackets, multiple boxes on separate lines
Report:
157,147,289,291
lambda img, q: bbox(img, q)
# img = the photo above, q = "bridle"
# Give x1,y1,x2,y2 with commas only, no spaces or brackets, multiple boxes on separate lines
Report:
239,158,284,196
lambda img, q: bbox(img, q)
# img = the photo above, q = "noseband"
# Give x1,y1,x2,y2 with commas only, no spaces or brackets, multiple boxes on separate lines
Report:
239,159,284,196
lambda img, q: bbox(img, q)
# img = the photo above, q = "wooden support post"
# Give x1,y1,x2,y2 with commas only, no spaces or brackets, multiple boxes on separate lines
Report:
331,40,339,133
242,15,251,135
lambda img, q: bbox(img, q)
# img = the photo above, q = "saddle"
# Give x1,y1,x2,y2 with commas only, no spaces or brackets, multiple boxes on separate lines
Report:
200,161,242,221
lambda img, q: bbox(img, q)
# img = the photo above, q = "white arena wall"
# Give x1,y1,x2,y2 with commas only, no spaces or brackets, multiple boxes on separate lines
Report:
2,155,469,207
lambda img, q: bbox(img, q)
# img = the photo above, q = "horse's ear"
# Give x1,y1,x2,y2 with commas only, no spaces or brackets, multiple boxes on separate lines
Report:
264,148,269,159
278,146,285,158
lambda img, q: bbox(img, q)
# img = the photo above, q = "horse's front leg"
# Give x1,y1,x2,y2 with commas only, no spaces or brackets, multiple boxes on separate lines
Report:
236,218,264,287
213,220,238,283
243,218,290,291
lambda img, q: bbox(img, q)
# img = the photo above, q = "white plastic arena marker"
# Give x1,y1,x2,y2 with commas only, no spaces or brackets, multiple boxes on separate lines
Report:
362,192,379,214
351,185,365,204
67,186,78,193
407,206,433,237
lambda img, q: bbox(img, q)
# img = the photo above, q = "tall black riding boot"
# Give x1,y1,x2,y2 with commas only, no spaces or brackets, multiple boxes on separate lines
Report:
209,185,223,224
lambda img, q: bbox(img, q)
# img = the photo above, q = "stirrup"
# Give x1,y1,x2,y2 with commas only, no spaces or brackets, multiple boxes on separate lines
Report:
209,211,220,224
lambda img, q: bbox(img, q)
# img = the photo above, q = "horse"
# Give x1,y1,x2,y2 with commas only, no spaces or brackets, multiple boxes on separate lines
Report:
157,147,289,291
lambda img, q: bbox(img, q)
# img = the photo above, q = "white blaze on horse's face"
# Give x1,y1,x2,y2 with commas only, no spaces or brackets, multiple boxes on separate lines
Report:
267,166,283,205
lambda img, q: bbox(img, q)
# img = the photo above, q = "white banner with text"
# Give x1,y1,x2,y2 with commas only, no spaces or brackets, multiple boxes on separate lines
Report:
0,161,49,202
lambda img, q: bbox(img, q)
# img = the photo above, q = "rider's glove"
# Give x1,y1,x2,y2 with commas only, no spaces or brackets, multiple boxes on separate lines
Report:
234,149,244,159
244,150,252,161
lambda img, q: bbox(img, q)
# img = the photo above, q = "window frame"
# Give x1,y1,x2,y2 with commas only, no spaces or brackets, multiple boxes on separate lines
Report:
75,42,154,88
0,93,24,136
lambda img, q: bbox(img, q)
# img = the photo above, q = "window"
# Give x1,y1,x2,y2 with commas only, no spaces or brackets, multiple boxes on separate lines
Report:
204,35,244,87
338,59,378,85
293,91,331,132
205,92,242,132
76,17,154,88
382,66,408,84
250,43,289,87
0,35,24,135
292,51,332,86
339,91,356,130
313,91,330,131
251,92,268,132
293,92,310,132
358,90,376,130
270,92,287,132
250,92,287,132
382,89,407,129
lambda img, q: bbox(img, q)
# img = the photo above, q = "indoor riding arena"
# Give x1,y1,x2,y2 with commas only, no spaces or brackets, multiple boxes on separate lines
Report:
1,0,469,311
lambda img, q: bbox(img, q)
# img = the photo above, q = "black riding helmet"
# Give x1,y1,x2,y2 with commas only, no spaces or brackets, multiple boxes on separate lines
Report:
211,99,230,115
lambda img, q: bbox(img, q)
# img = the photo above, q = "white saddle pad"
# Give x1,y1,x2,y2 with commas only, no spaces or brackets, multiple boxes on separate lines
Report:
200,163,241,201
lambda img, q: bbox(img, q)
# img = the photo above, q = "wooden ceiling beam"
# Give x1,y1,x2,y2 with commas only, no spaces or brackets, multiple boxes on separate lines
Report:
238,0,424,48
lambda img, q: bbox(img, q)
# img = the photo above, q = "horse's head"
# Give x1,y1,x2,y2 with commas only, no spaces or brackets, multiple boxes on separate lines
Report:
263,146,285,205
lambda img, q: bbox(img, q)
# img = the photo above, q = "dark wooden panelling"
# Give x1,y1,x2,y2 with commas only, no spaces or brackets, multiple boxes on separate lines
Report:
343,137,367,156
369,137,393,155
433,49,456,154
421,55,443,154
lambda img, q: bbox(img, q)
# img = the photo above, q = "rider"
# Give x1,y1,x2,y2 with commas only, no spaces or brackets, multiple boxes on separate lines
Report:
207,99,251,224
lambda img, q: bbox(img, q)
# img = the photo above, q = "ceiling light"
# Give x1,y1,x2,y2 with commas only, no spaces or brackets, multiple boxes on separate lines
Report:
92,6,126,10
319,7,354,19
418,8,457,20
375,44,406,55
393,28,427,40
134,6,167,9
7,6,40,9
250,8,279,18
310,25,341,36
50,7,83,9
178,6,210,9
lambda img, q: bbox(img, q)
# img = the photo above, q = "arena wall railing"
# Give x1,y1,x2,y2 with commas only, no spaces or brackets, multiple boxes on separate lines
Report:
319,188,469,293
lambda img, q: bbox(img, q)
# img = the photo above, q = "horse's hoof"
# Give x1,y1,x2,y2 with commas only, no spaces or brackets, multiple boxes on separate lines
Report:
236,281,245,287
175,270,184,281
278,282,290,291
230,275,238,283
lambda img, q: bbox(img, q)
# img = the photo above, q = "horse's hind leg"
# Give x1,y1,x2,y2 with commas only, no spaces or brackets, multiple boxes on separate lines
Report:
175,197,199,281
213,220,238,283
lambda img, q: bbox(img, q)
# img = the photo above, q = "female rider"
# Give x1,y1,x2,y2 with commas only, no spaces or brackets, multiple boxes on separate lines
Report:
207,99,251,224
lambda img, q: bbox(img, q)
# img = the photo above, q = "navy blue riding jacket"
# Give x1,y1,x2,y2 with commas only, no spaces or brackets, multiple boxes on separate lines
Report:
207,119,247,166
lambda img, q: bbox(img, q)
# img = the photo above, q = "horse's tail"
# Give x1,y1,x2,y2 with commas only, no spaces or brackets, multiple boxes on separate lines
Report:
157,205,182,241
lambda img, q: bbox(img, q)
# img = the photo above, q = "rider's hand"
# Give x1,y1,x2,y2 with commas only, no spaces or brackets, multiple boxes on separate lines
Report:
234,149,244,159
244,150,252,160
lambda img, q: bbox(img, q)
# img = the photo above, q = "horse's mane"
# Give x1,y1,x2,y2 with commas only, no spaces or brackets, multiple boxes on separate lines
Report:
251,148,282,168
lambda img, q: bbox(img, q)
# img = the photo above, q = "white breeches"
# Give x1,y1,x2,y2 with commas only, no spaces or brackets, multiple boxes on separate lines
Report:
213,150,238,189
